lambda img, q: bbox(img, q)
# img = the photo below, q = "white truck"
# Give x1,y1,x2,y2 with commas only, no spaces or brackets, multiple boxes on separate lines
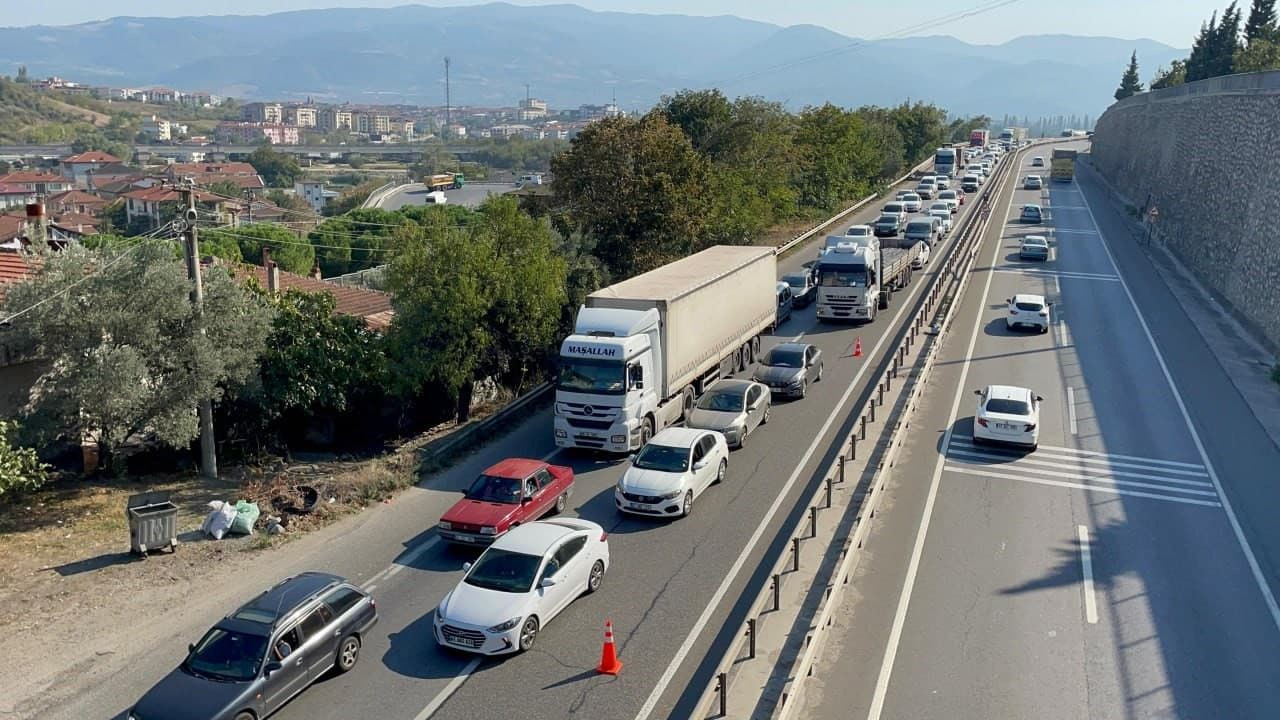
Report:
934,146,959,178
554,245,778,452
814,238,922,323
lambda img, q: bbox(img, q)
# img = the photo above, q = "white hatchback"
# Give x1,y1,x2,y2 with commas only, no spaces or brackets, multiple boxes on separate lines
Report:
973,385,1042,449
1006,293,1051,333
615,427,729,518
434,518,610,655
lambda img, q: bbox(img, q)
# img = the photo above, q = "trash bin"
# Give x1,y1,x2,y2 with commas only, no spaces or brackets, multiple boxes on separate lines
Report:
127,491,179,555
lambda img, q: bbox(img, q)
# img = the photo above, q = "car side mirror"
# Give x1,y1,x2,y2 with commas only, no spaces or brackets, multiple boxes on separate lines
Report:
462,562,472,572
264,661,282,675
1036,395,1045,402
540,577,557,588
973,390,982,395
1005,298,1011,303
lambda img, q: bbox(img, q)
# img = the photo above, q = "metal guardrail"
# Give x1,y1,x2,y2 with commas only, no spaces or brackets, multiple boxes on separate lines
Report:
419,382,554,467
692,137,1058,719
1110,68,1280,108
359,181,399,209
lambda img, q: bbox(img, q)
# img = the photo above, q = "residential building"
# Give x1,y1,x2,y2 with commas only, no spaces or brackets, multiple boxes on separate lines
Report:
294,181,340,214
164,162,265,192
0,172,74,196
354,112,391,135
145,88,180,104
490,124,535,138
183,92,215,107
518,98,548,121
47,189,107,216
445,124,467,138
122,186,225,229
318,108,354,132
0,183,36,210
83,164,146,193
50,212,101,236
284,106,318,128
215,122,300,146
60,151,123,185
141,116,187,142
392,119,415,140
233,255,395,331
241,102,284,124
0,216,28,246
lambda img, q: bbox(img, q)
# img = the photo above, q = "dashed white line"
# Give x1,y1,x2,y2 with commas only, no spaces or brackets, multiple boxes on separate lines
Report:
412,658,484,720
1067,387,1078,435
1077,524,1098,624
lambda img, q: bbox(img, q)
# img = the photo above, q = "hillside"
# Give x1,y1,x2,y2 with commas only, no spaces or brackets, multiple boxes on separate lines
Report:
0,77,91,143
0,4,1188,118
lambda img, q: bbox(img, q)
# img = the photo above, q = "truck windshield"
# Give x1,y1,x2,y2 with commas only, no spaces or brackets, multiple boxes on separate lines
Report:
558,358,625,395
817,264,868,288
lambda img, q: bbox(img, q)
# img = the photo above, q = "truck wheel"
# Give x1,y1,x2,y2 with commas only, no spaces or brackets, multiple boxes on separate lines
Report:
752,336,762,360
879,289,892,310
744,341,755,366
736,346,746,373
681,387,696,421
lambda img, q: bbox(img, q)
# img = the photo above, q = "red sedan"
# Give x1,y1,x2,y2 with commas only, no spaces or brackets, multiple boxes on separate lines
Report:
437,458,575,546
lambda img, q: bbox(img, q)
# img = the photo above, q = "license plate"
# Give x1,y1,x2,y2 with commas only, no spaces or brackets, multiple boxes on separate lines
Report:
996,423,1016,431
446,635,481,648
628,502,648,510
457,535,474,542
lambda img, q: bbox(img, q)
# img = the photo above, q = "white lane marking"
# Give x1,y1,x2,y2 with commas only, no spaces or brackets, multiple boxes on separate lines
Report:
412,657,484,720
385,537,441,579
788,333,806,343
1057,315,1069,347
945,447,1213,486
633,206,936,720
1067,387,1077,435
1051,205,1088,210
944,453,1218,495
365,584,377,593
945,466,1222,508
866,146,1024,720
1079,185,1280,633
1078,525,1098,624
991,269,1119,282
1054,228,1098,235
1008,441,1205,469
947,439,1208,475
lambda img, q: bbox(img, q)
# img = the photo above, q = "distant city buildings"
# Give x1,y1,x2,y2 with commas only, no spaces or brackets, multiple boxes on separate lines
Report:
215,121,301,146
294,181,341,214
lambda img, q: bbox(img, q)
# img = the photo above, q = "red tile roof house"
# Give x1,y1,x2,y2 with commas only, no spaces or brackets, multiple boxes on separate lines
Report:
0,251,41,403
0,182,36,211
122,185,229,231
229,249,394,330
47,189,108,216
61,151,123,185
164,162,265,192
0,171,74,196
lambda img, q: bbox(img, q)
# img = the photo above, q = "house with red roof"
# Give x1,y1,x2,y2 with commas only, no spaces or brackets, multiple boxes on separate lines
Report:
0,183,37,211
164,162,265,192
230,251,394,331
47,189,107,217
122,186,228,230
0,172,74,196
61,151,123,185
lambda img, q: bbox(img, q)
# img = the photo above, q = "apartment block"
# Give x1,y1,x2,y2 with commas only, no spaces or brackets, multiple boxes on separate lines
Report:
284,105,318,128
241,102,284,124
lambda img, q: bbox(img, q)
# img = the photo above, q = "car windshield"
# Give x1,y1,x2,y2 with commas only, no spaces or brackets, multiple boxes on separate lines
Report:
940,191,956,198
764,348,805,368
847,228,870,236
464,474,523,504
184,628,268,682
464,548,543,593
783,275,808,289
986,398,1031,416
632,443,690,472
877,214,897,224
557,357,624,395
1023,239,1047,247
697,390,744,412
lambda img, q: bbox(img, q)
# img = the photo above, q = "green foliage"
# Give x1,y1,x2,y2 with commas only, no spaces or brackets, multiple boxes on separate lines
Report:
1187,4,1243,81
387,195,567,412
248,145,302,187
1150,60,1189,89
458,136,567,173
1115,51,1145,100
889,102,950,168
1234,36,1280,70
1245,0,1278,41
204,180,245,199
265,188,312,214
203,223,315,274
793,104,880,211
946,115,990,145
346,154,368,170
323,179,382,217
2,241,273,471
309,208,409,276
0,420,50,497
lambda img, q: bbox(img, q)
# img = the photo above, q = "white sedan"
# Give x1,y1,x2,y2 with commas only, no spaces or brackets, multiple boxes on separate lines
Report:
434,518,609,655
900,192,923,212
615,427,728,518
973,384,1043,449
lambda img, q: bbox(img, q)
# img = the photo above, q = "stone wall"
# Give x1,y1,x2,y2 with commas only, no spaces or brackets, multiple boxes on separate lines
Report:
1091,70,1280,349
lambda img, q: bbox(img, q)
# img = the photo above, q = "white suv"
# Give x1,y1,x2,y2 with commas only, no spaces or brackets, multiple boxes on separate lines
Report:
1006,293,1051,333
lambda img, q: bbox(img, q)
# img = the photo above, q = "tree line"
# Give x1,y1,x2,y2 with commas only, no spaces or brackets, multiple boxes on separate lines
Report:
1118,0,1280,97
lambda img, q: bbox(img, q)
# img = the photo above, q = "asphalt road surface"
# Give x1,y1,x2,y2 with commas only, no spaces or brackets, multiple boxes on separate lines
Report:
801,146,1280,720
59,159,1012,720
377,182,518,211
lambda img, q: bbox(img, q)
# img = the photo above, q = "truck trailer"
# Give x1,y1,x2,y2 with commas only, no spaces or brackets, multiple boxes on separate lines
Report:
425,173,465,192
969,129,990,147
554,245,778,452
814,238,922,323
999,127,1028,147
1051,148,1078,183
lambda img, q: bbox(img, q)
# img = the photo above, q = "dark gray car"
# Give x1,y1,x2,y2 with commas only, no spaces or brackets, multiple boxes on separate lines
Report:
782,272,817,308
752,342,824,399
128,572,377,720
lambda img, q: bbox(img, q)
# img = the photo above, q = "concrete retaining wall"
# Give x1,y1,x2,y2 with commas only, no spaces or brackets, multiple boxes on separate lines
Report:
1090,69,1280,349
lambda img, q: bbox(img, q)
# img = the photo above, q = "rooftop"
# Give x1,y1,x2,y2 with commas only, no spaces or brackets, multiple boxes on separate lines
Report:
63,151,121,164
483,458,549,480
236,263,394,330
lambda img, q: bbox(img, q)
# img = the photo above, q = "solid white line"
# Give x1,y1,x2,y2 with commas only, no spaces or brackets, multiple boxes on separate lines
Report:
1078,524,1098,624
385,537,441,579
1057,315,1068,347
632,203,932,720
991,269,1119,282
945,466,1222,507
944,455,1218,496
1078,180,1280,633
944,448,1213,487
412,657,484,720
866,146,1024,720
364,584,377,593
1054,228,1098,235
948,438,1208,474
1067,386,1078,435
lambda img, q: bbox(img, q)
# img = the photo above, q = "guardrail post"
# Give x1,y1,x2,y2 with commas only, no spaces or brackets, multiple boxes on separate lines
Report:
772,573,782,611
717,672,728,717
870,400,876,423
792,537,802,572
809,506,819,538
825,477,833,508
860,415,867,440
747,618,757,660
838,454,847,482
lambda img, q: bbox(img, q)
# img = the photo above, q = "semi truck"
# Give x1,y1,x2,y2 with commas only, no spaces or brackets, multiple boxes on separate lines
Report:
934,146,959,178
969,129,990,147
814,237,922,323
1051,148,1078,183
553,245,778,452
425,172,465,192
999,127,1028,147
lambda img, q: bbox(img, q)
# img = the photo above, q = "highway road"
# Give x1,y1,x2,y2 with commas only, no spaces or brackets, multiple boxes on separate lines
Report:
45,155,1007,720
801,146,1280,719
376,182,519,211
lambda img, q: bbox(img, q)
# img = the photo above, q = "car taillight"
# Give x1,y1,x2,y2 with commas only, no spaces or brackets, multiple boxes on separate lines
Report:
977,418,988,427
1024,423,1036,432
599,532,609,542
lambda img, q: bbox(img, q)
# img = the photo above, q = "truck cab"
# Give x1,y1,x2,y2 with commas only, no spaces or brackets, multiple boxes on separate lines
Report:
814,244,878,322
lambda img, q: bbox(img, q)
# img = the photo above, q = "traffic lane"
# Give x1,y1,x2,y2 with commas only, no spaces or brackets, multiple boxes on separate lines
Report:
381,183,518,210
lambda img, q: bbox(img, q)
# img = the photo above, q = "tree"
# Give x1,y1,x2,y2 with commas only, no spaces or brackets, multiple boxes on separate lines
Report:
2,241,273,472
0,420,49,497
947,115,991,144
1245,0,1278,42
792,104,880,211
1151,59,1189,88
1234,36,1280,69
889,102,949,165
550,114,712,279
204,179,245,200
15,65,28,83
248,145,302,187
1115,51,1145,100
265,188,313,215
1186,13,1219,81
1213,1,1245,76
658,89,735,156
203,222,316,275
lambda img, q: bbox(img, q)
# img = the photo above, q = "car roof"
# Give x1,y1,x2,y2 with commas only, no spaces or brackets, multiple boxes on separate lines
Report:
984,384,1033,401
707,378,756,393
484,457,547,479
771,342,810,353
649,426,711,447
1024,203,1042,209
491,520,586,556
1022,235,1048,244
1011,292,1047,303
229,572,346,630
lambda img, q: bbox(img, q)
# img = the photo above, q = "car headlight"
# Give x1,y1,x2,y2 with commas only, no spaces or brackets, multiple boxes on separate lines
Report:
611,434,627,444
555,428,567,438
479,526,497,535
659,489,684,500
616,479,627,493
487,616,522,633
438,521,452,530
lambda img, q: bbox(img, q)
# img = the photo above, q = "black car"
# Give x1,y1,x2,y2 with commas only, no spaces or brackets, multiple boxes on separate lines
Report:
782,272,817,308
128,572,378,720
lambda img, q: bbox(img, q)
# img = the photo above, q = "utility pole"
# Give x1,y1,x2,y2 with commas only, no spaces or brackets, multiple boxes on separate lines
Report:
178,181,218,479
444,56,452,136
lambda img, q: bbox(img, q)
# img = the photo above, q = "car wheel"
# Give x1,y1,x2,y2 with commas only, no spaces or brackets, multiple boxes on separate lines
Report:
816,363,824,382
799,379,808,399
553,492,567,514
235,713,255,720
715,459,727,485
519,616,540,652
587,559,605,593
681,490,694,517
335,635,361,673
761,404,771,425
1040,324,1049,335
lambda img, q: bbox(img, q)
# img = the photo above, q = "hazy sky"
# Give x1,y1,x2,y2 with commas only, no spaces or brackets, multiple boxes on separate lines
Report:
7,0,1219,47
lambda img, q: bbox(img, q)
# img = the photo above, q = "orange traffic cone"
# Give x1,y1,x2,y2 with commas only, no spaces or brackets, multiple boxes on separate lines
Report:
853,337,863,358
596,619,623,675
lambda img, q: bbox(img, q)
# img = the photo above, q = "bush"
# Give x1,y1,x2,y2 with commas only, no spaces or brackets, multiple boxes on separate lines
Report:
0,420,50,497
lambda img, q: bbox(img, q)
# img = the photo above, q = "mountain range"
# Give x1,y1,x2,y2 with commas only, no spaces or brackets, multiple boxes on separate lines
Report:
0,3,1187,118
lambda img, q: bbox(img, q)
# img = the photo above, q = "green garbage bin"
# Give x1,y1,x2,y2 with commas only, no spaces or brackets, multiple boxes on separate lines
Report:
127,491,179,555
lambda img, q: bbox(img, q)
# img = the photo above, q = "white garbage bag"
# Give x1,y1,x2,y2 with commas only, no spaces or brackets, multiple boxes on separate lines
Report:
201,500,238,540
